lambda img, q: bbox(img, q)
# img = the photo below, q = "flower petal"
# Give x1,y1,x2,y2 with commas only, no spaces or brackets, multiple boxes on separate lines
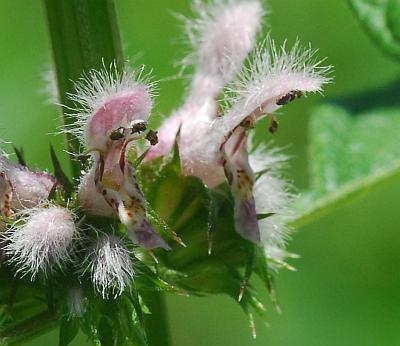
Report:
0,172,13,217
94,151,169,250
222,128,260,243
0,154,56,210
183,0,264,96
128,219,170,250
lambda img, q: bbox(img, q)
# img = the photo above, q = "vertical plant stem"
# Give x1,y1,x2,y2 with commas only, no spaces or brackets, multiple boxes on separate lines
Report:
43,0,124,177
141,291,172,346
43,1,172,345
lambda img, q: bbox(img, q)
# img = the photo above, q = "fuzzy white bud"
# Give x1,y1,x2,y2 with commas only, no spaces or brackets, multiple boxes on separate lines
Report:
4,206,76,278
86,235,134,298
67,285,85,318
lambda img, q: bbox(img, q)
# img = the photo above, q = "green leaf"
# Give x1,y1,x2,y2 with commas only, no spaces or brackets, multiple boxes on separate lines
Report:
80,295,148,346
0,311,59,346
256,212,276,220
50,145,73,196
12,145,26,166
59,317,79,346
349,0,400,60
139,149,273,327
293,82,400,227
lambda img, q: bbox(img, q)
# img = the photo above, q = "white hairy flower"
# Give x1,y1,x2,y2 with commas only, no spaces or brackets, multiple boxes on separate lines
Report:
182,0,264,96
179,39,332,188
68,63,168,250
4,206,77,278
65,63,155,152
222,38,332,130
148,0,264,160
147,0,331,244
250,143,295,267
86,235,134,298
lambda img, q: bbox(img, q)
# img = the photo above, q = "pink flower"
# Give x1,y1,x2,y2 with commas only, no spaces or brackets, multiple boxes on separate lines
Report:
147,1,331,245
0,154,56,213
71,66,169,250
147,0,263,160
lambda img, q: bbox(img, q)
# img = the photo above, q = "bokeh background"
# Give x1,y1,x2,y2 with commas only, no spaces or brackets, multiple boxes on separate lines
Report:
1,0,400,345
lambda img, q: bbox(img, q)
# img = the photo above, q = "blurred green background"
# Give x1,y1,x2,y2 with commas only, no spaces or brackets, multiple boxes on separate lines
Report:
1,0,399,345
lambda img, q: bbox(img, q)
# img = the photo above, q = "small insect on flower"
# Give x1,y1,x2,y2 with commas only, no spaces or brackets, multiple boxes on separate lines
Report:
4,206,77,278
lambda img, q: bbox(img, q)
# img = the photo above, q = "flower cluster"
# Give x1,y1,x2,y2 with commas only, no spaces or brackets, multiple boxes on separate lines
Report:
0,0,330,330
149,0,330,256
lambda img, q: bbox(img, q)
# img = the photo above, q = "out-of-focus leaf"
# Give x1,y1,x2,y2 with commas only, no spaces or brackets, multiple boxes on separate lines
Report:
293,81,400,227
349,0,400,60
12,145,26,166
59,317,79,346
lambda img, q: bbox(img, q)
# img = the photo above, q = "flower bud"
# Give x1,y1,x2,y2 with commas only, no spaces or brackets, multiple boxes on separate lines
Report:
86,235,134,298
4,206,76,278
67,285,85,318
0,154,56,211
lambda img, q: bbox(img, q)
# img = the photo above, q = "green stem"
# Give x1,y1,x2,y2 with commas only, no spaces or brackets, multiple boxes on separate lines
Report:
291,165,400,229
43,0,124,178
141,291,172,346
0,311,59,346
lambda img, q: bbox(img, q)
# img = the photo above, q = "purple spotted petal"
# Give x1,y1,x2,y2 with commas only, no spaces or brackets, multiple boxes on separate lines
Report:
234,197,260,243
128,219,170,250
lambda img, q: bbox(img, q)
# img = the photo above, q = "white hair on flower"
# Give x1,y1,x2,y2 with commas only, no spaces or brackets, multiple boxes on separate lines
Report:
86,234,134,299
4,205,77,279
64,62,156,152
67,285,85,318
181,0,264,96
221,37,333,132
147,0,264,160
177,38,332,188
249,142,296,269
